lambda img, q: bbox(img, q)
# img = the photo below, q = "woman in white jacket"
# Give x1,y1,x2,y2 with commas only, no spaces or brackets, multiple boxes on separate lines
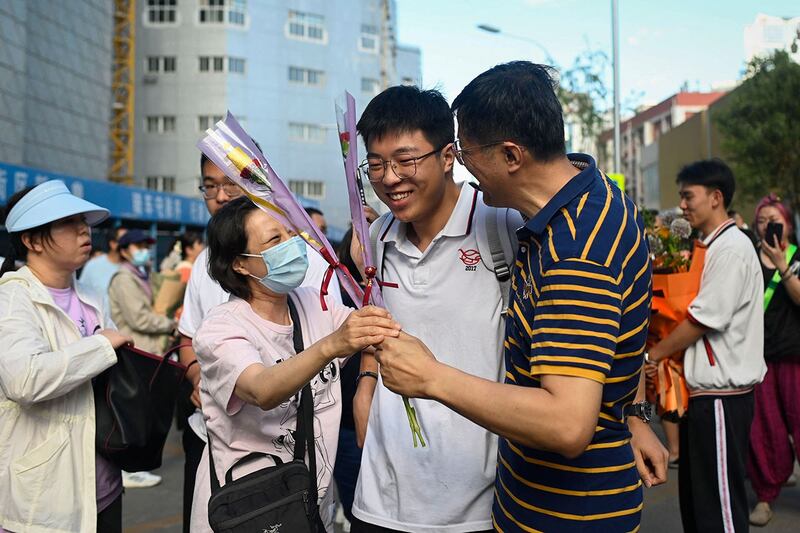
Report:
0,181,133,533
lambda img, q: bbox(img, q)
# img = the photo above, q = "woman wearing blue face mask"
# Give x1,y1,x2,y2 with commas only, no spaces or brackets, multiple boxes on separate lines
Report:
108,229,176,355
189,197,401,533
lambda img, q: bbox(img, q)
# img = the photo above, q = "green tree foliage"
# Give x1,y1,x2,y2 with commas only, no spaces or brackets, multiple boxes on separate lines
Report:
716,51,800,207
555,48,642,161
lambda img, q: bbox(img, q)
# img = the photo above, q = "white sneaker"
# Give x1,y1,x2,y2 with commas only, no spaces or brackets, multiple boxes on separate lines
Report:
122,470,162,488
749,502,773,527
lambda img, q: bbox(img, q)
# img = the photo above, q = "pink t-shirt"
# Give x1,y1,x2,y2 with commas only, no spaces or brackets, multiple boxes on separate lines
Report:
47,286,123,514
190,287,352,532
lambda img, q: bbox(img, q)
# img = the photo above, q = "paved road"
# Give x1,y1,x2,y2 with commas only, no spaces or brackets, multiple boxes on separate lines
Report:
123,423,800,532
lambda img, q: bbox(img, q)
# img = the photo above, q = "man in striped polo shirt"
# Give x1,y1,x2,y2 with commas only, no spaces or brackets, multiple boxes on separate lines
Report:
375,61,668,531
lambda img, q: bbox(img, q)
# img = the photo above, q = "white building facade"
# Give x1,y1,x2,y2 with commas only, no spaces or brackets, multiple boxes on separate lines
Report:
744,13,800,63
134,0,422,236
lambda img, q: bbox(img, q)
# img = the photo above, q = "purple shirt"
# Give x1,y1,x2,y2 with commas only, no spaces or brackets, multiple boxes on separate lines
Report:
47,286,123,513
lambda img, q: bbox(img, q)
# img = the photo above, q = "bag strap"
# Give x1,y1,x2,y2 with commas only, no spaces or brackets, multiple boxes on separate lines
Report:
764,243,798,310
369,213,394,281
207,298,317,502
475,195,521,312
287,298,318,507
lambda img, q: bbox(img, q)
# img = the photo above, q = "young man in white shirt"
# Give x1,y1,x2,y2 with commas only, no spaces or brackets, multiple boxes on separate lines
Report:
176,154,239,532
350,86,522,533
647,159,766,532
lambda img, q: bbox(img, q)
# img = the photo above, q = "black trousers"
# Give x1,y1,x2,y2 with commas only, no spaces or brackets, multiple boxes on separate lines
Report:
97,493,122,533
182,426,205,533
679,393,754,533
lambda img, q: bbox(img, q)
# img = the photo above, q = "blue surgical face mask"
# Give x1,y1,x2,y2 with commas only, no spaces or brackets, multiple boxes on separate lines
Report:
131,248,150,267
241,236,309,294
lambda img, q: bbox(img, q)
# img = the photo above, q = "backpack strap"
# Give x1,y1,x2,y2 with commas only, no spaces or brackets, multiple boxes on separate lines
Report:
475,193,522,311
369,212,395,282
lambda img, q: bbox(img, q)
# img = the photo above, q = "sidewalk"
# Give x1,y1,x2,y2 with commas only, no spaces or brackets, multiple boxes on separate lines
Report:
122,422,800,532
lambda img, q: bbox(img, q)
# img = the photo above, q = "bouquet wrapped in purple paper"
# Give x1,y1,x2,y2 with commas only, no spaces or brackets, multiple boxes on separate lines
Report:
336,92,425,447
197,112,363,310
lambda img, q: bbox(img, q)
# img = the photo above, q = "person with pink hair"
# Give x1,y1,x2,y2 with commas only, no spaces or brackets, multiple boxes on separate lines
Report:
748,193,800,526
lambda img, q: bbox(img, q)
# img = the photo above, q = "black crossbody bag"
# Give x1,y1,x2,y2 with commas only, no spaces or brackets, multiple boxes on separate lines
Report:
207,299,321,532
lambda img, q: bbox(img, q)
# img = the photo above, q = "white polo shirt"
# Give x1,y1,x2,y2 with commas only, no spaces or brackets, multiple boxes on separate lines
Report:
179,247,228,338
685,219,766,394
353,182,515,532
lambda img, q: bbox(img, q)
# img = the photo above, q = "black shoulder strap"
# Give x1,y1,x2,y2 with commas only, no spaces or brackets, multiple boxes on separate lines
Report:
287,297,318,505
207,297,317,504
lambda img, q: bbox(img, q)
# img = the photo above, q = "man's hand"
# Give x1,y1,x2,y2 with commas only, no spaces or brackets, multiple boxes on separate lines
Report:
186,364,202,408
629,418,669,488
374,331,440,398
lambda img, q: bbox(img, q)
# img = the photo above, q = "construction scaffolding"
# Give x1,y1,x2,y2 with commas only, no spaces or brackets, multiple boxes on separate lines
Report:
109,0,135,185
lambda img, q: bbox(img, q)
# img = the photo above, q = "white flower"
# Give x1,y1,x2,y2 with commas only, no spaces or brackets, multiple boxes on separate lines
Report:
670,218,692,240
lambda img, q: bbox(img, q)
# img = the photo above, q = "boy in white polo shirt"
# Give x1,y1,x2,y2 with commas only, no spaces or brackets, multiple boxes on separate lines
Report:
648,159,766,533
350,86,521,533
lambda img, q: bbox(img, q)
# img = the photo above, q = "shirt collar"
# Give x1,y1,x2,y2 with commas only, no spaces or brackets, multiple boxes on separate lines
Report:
381,181,479,245
701,218,737,246
523,153,597,237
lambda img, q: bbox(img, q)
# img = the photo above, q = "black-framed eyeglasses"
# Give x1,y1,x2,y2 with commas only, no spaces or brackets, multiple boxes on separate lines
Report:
198,182,243,200
453,139,506,165
359,144,451,182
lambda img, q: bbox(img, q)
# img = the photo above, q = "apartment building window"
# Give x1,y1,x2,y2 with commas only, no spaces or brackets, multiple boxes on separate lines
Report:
198,115,224,131
198,0,247,26
288,123,326,143
286,11,327,43
145,115,176,133
360,24,379,53
145,56,177,73
361,77,380,96
198,56,244,73
146,176,176,193
288,180,326,200
145,0,178,25
228,57,246,74
288,66,324,87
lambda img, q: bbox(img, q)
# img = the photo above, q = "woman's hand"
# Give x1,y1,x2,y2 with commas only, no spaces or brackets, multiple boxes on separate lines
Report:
98,329,134,349
762,235,789,273
325,306,400,359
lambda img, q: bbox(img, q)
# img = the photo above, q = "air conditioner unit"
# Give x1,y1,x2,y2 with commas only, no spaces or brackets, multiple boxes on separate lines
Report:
143,74,158,85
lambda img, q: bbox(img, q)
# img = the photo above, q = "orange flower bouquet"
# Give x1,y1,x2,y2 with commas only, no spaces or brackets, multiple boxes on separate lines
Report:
646,216,702,417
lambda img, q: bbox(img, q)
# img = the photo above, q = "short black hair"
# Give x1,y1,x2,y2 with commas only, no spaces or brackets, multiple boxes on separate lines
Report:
206,196,259,301
676,159,736,208
357,85,454,151
305,207,324,218
178,231,204,259
452,61,565,162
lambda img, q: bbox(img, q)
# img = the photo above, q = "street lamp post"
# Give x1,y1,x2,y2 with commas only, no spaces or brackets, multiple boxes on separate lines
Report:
612,0,621,177
476,24,556,65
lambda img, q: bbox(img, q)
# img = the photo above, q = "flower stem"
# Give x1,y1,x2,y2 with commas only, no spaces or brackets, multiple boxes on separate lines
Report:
402,396,426,447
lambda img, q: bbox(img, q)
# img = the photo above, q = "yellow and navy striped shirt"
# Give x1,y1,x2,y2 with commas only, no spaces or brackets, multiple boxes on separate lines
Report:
493,154,652,532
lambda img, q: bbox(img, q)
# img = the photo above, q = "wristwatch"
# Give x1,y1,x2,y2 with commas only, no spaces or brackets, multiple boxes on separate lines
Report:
624,401,654,423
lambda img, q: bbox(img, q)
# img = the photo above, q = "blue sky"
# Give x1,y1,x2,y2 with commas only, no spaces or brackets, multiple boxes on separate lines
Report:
395,0,798,109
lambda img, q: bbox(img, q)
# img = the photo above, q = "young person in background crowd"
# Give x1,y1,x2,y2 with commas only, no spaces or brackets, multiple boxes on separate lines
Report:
747,194,800,527
108,228,176,489
648,160,766,532
79,226,127,298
